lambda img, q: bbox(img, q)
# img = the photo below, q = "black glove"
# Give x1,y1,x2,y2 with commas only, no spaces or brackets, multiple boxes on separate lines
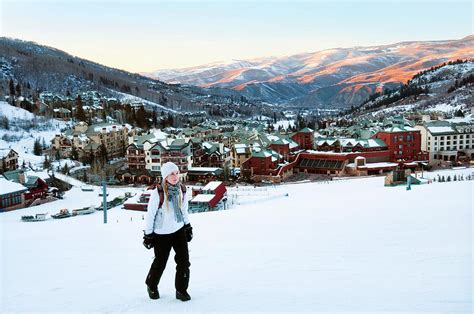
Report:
143,233,156,249
184,224,193,242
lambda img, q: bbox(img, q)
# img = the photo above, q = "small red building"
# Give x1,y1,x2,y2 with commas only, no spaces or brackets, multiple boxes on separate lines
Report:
24,176,49,201
241,150,278,178
372,126,427,162
190,181,227,212
268,139,290,161
291,127,314,150
123,187,154,211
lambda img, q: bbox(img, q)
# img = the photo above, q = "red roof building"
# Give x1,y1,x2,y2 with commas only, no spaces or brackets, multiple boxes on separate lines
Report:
372,126,427,162
189,181,227,212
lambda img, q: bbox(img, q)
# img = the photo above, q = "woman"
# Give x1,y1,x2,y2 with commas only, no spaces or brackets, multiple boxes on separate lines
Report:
143,161,193,301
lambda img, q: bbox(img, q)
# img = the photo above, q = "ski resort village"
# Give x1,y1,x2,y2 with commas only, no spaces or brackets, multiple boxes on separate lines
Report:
0,35,472,311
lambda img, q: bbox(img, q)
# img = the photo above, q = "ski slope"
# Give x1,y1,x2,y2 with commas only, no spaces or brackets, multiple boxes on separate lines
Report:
0,168,472,312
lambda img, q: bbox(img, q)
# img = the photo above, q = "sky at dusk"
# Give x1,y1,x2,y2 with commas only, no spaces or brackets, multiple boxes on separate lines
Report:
0,0,472,73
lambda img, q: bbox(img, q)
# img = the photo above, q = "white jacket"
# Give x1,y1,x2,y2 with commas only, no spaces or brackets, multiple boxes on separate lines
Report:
144,187,190,235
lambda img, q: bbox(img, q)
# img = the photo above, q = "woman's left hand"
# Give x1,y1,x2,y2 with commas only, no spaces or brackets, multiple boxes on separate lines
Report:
184,224,193,242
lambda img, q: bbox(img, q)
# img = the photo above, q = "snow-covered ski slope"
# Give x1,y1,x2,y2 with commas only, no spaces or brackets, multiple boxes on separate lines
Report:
0,168,472,312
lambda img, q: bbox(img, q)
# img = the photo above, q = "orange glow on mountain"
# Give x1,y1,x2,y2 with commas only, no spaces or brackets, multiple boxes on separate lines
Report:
173,36,474,93
234,81,257,91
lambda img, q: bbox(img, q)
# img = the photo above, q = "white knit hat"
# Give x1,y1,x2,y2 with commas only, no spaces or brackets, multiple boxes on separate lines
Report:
161,161,179,180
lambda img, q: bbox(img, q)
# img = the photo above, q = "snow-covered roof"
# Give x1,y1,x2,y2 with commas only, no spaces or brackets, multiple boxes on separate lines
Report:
0,177,28,195
357,162,398,169
202,181,223,191
188,167,221,172
191,194,216,203
383,126,418,132
316,138,386,148
92,124,128,133
0,148,15,159
427,126,455,134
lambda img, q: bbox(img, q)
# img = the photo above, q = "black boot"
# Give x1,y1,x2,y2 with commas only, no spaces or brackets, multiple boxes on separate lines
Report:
147,285,160,300
176,290,191,302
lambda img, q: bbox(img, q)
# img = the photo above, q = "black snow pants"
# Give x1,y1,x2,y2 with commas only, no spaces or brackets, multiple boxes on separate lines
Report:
145,226,190,293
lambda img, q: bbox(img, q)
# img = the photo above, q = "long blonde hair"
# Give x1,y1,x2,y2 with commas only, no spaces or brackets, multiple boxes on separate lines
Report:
163,180,183,211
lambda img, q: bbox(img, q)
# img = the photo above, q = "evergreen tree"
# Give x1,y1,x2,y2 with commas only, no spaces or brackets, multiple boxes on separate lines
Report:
61,163,69,174
1,116,9,130
446,175,451,182
99,143,108,165
454,109,465,117
43,155,51,169
75,95,87,122
152,109,158,128
15,83,21,97
33,138,43,156
136,106,147,129
9,79,15,97
71,145,79,160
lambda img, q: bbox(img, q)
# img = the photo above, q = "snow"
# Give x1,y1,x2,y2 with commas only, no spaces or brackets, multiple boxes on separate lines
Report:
188,166,220,172
0,168,472,312
356,162,399,169
425,103,463,113
202,181,222,191
93,124,128,133
0,102,35,119
110,89,178,113
428,126,455,134
0,101,70,169
190,194,216,202
273,119,294,130
0,177,28,194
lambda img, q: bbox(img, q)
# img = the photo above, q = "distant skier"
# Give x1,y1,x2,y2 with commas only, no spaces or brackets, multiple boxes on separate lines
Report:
143,162,193,301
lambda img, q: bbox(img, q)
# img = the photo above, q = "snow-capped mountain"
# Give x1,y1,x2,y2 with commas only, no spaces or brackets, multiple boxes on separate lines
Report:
349,60,474,118
0,37,256,113
144,35,474,108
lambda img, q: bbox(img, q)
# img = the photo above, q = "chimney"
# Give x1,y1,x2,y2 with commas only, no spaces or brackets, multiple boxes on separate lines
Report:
18,170,26,185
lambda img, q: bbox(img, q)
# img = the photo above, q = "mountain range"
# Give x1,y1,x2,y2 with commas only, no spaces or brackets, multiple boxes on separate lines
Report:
0,37,258,115
144,35,474,108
